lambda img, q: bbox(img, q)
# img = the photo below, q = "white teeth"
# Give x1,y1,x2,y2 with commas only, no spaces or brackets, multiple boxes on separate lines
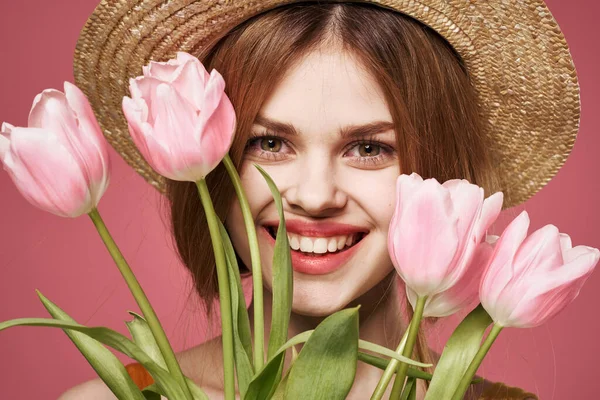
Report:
336,236,346,250
300,237,313,252
313,238,328,254
290,235,300,251
327,238,338,252
345,235,353,247
283,232,364,254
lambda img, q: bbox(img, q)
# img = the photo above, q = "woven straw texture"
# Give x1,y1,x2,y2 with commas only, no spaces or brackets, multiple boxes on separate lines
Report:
73,0,580,208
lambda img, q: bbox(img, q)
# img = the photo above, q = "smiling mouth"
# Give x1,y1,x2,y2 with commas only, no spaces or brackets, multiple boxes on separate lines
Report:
265,226,368,257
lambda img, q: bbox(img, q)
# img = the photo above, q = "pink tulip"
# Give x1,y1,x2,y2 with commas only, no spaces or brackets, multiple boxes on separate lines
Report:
480,211,599,328
388,173,504,298
0,82,110,218
407,235,498,317
122,51,236,182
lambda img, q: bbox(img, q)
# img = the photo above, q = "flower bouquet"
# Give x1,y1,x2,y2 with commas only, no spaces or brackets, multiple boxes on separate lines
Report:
1,53,598,400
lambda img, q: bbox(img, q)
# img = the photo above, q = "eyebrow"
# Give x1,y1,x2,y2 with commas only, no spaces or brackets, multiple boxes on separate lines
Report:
254,114,395,139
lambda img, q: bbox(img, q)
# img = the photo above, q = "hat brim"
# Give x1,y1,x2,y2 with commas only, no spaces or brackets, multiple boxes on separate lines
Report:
73,0,580,208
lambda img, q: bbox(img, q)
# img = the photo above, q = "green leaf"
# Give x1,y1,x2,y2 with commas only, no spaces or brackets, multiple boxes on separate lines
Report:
359,339,432,368
284,307,360,400
4,291,204,400
219,219,254,397
274,331,430,368
244,330,314,400
244,351,286,400
424,304,493,400
142,380,209,400
400,378,417,400
271,354,293,400
126,313,209,399
21,292,145,400
142,385,162,400
357,352,482,385
254,164,293,360
400,377,416,400
0,316,190,399
358,352,432,380
125,312,167,370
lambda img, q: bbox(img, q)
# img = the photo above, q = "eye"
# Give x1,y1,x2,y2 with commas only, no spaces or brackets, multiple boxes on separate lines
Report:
244,131,291,161
355,143,381,157
344,139,396,168
259,138,283,152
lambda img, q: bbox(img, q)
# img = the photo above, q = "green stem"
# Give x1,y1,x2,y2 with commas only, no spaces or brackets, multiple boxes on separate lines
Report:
88,208,193,400
370,322,411,400
451,323,504,400
390,296,428,400
223,154,264,370
196,180,236,400
389,363,406,399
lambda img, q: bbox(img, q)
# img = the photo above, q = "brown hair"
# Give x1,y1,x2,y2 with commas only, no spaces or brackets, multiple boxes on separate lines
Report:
164,1,501,389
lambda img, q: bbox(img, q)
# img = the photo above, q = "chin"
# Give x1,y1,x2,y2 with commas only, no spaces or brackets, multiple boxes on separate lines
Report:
285,272,386,317
289,287,352,317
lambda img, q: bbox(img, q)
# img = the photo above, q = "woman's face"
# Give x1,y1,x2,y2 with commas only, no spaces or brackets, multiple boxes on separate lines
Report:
225,48,400,316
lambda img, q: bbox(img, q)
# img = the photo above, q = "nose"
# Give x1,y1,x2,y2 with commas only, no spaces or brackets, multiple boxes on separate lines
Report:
283,155,348,217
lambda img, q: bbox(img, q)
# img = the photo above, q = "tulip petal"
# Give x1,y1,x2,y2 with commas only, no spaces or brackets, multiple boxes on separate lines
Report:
503,249,599,327
198,93,236,173
444,181,483,246
63,82,111,203
440,182,484,291
475,192,504,243
131,77,163,125
152,83,201,174
512,225,563,277
390,179,460,296
564,244,597,264
480,211,530,312
28,89,78,133
395,173,424,213
528,248,598,299
143,60,179,81
559,233,573,261
196,69,226,140
122,96,154,160
141,133,187,181
0,122,14,160
421,237,494,317
171,59,210,110
3,127,92,217
28,90,96,185
176,51,202,65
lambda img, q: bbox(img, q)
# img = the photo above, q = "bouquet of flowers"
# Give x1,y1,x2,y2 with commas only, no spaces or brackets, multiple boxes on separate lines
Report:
1,53,598,400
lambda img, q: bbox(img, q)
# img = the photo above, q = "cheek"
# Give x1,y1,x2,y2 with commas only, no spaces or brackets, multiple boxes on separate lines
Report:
238,162,275,216
345,171,398,226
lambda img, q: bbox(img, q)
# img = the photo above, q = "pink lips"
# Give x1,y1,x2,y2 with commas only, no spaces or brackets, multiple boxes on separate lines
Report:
262,219,368,237
261,219,368,275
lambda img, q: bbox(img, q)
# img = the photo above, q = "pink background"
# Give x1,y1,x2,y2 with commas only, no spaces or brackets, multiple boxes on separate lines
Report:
1,1,599,398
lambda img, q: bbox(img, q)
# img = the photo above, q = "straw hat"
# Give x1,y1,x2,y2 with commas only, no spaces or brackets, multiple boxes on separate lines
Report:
73,0,580,208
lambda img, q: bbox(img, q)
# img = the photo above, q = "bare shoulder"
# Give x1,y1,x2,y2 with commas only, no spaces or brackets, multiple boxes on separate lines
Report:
57,336,225,400
57,377,118,400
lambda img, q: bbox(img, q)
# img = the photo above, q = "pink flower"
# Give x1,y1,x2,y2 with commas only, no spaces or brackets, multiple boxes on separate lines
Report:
388,173,503,298
407,235,498,317
480,211,599,328
122,51,236,182
0,82,110,218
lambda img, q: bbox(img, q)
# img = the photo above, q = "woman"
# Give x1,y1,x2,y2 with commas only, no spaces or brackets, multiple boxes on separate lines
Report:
60,1,578,398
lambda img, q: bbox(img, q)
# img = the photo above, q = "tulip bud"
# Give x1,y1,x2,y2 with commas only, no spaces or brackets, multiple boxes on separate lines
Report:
480,211,599,328
122,51,236,182
0,82,110,217
388,173,503,298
